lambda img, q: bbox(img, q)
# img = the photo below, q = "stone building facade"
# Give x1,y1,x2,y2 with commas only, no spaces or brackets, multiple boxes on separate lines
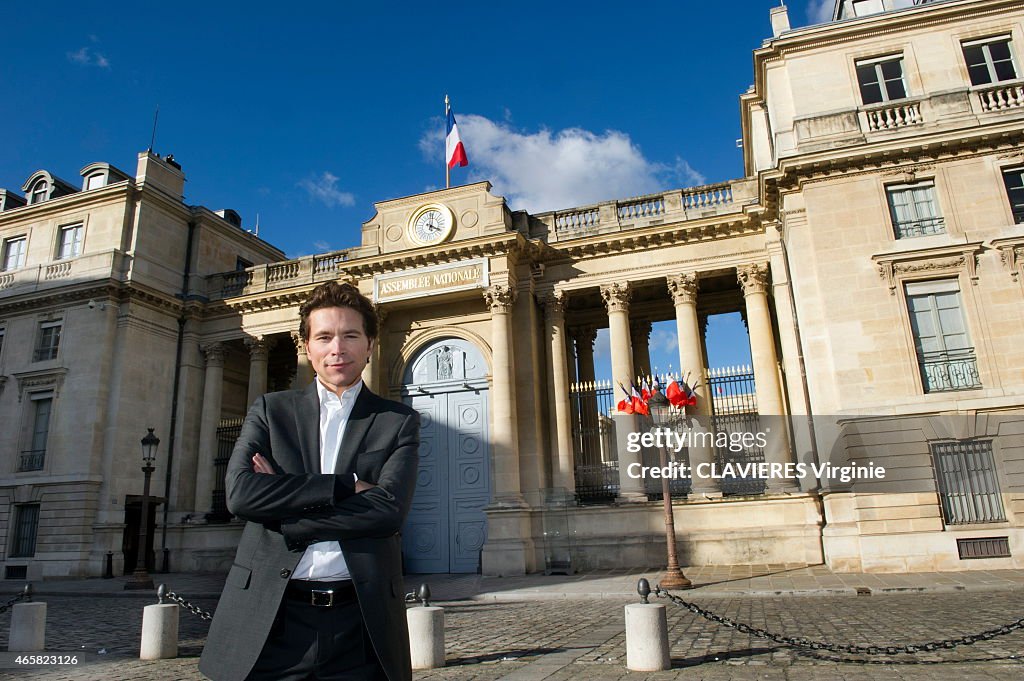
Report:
1,0,1022,578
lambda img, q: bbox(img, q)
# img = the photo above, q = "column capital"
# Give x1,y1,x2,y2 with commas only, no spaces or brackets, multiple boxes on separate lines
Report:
374,304,389,325
666,273,699,306
599,282,631,314
289,331,308,355
201,342,226,367
484,284,516,313
542,289,567,319
569,324,597,349
245,336,273,361
737,263,770,296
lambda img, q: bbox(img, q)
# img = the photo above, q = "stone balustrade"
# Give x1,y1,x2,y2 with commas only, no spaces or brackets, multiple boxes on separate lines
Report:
977,82,1024,112
862,101,922,131
210,247,357,299
0,250,126,298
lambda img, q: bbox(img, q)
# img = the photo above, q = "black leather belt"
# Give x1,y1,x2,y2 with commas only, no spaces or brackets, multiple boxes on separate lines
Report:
285,579,356,607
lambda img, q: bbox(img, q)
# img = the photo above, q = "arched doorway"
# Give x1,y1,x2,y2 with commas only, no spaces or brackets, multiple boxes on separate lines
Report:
401,338,491,573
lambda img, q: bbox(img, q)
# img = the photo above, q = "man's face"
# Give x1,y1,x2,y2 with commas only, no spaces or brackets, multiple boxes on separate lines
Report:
305,306,374,395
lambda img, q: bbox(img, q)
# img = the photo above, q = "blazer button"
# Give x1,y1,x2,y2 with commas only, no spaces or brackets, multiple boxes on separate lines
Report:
280,569,291,579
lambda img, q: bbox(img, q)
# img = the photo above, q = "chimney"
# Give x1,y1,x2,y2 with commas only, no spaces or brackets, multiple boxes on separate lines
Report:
770,4,791,37
136,151,185,200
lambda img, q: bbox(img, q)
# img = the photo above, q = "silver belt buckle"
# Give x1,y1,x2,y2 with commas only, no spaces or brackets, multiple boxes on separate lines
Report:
310,589,334,607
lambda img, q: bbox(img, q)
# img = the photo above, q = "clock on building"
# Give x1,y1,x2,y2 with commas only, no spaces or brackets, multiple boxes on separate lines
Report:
408,203,455,246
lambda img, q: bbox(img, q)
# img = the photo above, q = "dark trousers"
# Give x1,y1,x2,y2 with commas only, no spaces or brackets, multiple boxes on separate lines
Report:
246,597,386,681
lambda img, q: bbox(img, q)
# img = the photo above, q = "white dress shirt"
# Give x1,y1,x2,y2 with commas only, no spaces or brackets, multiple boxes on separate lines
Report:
291,378,362,581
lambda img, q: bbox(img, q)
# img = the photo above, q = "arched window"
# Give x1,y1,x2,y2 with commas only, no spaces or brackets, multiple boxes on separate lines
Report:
30,179,49,204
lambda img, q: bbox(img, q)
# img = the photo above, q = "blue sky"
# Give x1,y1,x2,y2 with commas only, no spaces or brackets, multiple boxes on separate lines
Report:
0,1,835,378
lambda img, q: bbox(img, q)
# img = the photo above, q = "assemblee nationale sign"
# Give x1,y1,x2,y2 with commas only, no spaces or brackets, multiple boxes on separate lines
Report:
374,259,489,303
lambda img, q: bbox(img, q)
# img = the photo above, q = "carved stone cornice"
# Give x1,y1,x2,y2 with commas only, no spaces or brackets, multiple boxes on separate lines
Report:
557,214,761,260
991,237,1024,283
12,367,68,402
202,342,226,367
737,263,770,296
290,331,308,355
666,273,699,306
245,336,273,361
872,243,983,295
599,282,631,314
483,284,516,313
569,324,597,351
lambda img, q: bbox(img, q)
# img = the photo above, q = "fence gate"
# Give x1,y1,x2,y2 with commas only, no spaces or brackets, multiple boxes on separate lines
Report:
706,366,766,496
212,418,244,522
569,381,618,504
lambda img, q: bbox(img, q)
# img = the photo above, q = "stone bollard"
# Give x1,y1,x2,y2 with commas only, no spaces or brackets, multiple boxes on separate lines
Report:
140,585,179,660
9,596,46,653
625,578,670,671
406,584,444,669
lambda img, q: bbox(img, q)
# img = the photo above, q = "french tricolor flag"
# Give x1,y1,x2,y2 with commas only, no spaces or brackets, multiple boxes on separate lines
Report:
446,105,469,170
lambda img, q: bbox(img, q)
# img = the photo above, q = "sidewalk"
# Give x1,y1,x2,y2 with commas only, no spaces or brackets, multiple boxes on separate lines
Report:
5,564,1024,601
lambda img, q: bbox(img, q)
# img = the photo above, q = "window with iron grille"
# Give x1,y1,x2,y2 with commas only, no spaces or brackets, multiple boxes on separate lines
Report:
856,56,908,104
10,504,40,557
56,224,83,260
1002,167,1024,225
34,321,61,362
963,37,1019,86
932,440,1005,525
0,328,5,360
905,280,981,393
2,236,27,271
886,182,944,238
19,395,52,472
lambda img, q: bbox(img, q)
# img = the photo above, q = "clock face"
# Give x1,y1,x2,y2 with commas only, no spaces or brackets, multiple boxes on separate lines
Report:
408,204,454,246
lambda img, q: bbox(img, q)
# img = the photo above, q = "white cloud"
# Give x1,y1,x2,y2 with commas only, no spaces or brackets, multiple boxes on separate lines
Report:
648,328,680,355
67,46,110,69
298,171,356,208
420,114,704,213
806,0,834,25
313,240,331,251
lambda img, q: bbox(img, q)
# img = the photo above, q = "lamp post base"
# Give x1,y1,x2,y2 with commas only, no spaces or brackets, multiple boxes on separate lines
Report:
659,569,693,590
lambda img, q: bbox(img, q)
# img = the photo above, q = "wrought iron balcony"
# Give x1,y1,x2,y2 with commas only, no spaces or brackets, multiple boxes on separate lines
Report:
918,347,982,393
18,450,45,472
894,215,945,239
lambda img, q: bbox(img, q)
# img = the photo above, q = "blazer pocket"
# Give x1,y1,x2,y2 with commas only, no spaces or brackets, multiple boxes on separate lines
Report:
226,563,252,589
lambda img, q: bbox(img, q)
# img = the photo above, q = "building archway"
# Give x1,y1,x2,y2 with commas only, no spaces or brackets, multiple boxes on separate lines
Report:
400,337,491,573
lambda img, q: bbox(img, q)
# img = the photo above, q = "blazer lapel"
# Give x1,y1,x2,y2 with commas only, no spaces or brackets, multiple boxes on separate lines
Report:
295,382,321,474
334,386,378,475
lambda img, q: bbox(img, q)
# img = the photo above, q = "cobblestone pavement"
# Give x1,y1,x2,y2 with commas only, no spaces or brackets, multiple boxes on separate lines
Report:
1,591,1022,680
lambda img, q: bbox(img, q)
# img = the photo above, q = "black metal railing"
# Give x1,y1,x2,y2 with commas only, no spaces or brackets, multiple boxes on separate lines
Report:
933,439,1006,524
211,418,244,522
18,450,45,472
894,215,945,238
918,347,982,393
570,382,618,504
706,368,766,496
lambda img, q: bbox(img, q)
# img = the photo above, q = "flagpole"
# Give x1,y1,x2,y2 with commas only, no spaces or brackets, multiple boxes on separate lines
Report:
444,94,450,189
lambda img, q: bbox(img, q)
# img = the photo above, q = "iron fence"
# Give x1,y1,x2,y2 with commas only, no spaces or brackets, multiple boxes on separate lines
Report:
569,381,618,504
706,366,766,496
211,418,244,522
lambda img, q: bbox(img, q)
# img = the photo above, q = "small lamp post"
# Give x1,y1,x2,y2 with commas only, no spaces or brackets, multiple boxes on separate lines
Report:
125,428,158,591
647,392,692,590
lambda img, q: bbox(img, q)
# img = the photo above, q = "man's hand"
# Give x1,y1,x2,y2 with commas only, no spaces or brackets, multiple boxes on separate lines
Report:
252,453,276,475
355,480,377,493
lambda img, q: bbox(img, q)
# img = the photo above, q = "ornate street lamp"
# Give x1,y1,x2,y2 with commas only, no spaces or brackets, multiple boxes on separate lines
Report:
125,428,158,591
647,392,692,590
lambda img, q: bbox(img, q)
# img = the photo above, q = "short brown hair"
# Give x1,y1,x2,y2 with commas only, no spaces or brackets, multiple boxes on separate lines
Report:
298,281,378,342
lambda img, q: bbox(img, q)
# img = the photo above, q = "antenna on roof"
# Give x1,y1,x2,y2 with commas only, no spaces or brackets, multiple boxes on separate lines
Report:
148,105,160,153
255,213,260,237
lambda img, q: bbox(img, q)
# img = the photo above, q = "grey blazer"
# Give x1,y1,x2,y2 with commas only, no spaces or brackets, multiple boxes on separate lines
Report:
199,383,419,681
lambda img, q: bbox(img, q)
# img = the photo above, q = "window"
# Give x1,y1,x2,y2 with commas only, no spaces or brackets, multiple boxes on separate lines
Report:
18,396,52,472
0,328,4,360
85,174,105,191
932,440,1005,525
1002,168,1024,224
236,256,253,271
56,224,83,260
963,37,1018,86
34,321,61,362
29,180,48,205
857,56,908,104
887,182,944,238
906,280,981,392
10,504,40,557
2,236,27,271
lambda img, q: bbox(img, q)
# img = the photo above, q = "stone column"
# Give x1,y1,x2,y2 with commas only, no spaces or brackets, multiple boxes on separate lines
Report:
245,336,272,406
194,343,225,518
667,274,719,496
630,320,652,381
600,282,645,501
290,331,314,389
738,263,797,492
544,291,575,495
364,306,387,393
484,284,525,507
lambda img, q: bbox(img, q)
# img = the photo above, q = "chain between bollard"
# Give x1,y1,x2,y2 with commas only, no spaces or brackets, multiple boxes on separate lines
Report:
654,585,1024,657
158,584,213,621
0,584,32,615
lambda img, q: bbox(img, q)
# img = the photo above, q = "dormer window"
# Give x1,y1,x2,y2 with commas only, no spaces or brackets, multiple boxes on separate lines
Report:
30,179,49,205
85,173,105,191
